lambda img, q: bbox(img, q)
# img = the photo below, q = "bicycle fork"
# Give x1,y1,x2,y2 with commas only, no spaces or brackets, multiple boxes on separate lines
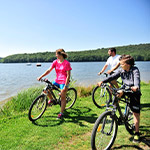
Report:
100,87,106,98
101,113,115,136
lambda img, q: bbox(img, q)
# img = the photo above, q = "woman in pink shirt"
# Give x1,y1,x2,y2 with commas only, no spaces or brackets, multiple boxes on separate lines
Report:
37,49,72,119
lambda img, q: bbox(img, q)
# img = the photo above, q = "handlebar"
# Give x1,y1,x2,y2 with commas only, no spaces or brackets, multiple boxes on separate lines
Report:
112,87,133,96
102,83,133,96
104,73,108,77
99,72,114,77
40,78,53,85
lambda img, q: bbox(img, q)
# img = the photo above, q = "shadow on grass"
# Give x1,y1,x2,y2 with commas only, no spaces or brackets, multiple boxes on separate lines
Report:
32,106,98,127
141,103,150,111
112,145,144,150
139,125,150,147
32,115,64,127
140,125,150,134
140,135,150,147
112,127,150,150
64,107,98,125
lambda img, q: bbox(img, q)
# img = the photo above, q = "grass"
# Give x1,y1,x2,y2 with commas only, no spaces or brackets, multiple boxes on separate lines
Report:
0,83,150,150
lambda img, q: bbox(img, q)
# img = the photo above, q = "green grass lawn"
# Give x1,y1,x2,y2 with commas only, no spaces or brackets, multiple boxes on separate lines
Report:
0,83,150,150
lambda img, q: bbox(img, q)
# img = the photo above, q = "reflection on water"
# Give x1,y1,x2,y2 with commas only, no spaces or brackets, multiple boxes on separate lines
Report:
0,61,150,102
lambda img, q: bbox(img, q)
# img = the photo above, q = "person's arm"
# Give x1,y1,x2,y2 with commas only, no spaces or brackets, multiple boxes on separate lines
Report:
37,67,53,81
131,68,140,92
62,70,71,91
65,70,71,86
98,71,121,86
98,64,108,75
107,62,120,74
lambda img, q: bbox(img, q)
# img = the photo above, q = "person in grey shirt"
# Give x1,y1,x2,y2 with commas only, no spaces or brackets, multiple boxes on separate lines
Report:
98,54,141,143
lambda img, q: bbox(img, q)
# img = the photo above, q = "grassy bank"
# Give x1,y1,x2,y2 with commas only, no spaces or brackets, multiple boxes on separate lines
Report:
0,83,150,149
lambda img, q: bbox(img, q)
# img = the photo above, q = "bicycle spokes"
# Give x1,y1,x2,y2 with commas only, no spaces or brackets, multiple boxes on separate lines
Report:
91,111,118,150
65,88,77,109
92,86,111,108
66,96,71,102
37,98,45,110
29,95,47,121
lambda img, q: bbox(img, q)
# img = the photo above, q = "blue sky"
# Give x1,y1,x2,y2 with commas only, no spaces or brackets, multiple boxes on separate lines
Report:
0,0,150,57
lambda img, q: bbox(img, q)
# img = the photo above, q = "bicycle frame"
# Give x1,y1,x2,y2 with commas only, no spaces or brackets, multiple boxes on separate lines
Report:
41,79,61,103
105,91,131,125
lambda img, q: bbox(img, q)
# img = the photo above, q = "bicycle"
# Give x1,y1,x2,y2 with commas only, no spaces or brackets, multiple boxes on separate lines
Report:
92,73,122,108
28,79,77,122
91,85,135,150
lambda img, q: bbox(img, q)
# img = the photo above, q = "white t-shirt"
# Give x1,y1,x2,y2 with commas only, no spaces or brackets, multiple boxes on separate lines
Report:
106,54,120,71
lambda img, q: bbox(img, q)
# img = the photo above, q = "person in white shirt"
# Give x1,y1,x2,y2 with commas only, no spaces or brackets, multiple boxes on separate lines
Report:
98,48,120,88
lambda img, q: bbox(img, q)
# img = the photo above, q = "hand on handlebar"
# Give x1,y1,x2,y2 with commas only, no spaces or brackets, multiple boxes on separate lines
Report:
131,86,138,92
37,77,49,83
37,77,42,81
97,81,103,87
98,72,102,76
107,70,112,74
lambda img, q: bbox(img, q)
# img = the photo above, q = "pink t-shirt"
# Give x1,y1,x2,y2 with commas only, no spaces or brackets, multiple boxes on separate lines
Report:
51,59,72,84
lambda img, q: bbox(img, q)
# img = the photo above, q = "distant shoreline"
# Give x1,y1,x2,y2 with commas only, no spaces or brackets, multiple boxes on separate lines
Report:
0,43,150,63
0,60,150,64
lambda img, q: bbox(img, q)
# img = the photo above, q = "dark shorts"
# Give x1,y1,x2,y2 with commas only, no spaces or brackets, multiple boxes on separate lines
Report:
125,92,141,113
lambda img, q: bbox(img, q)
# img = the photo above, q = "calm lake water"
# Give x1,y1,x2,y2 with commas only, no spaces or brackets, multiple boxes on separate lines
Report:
0,61,150,102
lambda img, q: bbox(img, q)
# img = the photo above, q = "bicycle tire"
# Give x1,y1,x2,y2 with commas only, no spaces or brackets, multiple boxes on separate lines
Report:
91,111,118,150
92,86,112,108
124,105,134,135
65,88,77,109
28,94,47,121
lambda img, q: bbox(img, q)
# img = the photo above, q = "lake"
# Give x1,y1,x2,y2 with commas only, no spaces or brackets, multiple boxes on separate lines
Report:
0,61,150,102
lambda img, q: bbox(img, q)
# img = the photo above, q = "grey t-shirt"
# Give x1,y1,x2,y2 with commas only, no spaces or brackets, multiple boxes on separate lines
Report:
103,66,141,90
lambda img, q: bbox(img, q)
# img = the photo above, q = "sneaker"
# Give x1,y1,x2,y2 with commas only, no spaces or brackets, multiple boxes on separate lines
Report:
57,113,64,120
133,132,140,143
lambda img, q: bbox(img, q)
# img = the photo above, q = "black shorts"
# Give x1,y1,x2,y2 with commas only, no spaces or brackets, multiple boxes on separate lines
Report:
125,92,141,113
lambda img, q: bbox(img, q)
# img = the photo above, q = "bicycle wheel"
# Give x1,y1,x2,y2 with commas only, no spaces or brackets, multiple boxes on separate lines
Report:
28,94,47,121
91,111,118,150
124,105,134,135
92,86,111,108
65,88,77,109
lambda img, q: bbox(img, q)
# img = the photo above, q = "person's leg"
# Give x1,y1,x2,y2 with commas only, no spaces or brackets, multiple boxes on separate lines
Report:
47,90,53,99
42,88,53,100
110,80,119,88
133,112,140,143
130,93,141,142
60,90,67,113
47,81,59,104
133,112,140,133
109,79,119,95
57,84,67,119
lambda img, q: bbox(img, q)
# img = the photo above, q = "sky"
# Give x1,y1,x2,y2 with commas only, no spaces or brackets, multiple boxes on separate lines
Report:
0,0,150,57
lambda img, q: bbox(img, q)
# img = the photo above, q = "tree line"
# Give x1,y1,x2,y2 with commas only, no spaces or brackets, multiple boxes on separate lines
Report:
0,43,150,63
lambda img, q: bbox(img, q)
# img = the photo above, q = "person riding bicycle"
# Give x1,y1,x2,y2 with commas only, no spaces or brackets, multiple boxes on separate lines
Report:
98,48,120,88
98,54,141,143
37,49,72,119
